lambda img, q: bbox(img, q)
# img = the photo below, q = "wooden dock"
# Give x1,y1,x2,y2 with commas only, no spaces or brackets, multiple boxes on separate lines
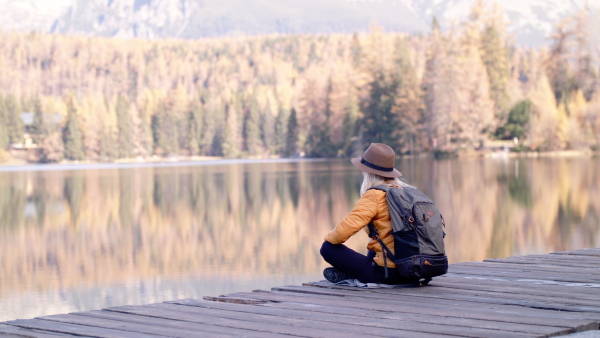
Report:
2,248,600,337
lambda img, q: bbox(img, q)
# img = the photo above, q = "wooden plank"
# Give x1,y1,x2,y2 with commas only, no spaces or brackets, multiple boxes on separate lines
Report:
152,302,445,338
105,303,352,338
451,262,600,279
4,319,150,338
268,287,600,322
293,282,600,308
485,255,600,268
212,290,597,331
205,293,536,337
0,323,68,337
435,276,600,296
552,248,600,256
73,310,242,337
259,299,597,335
300,282,600,322
454,261,600,277
39,313,200,338
272,283,600,314
424,278,600,302
447,265,600,284
172,298,581,336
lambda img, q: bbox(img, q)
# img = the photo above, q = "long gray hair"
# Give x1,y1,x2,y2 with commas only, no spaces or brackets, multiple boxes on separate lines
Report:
360,172,413,196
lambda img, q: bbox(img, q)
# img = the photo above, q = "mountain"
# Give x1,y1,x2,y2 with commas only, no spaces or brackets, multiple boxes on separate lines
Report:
0,0,596,46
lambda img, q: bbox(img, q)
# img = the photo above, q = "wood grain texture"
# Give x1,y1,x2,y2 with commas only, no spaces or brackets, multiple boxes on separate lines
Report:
2,247,600,337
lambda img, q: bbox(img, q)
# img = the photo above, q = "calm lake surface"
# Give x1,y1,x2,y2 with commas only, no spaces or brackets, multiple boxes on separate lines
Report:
1,156,599,321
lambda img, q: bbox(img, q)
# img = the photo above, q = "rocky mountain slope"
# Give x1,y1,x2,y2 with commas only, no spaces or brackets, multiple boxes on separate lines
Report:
0,0,595,46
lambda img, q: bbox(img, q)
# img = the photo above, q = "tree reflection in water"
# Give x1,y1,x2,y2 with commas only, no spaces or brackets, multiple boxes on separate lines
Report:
0,157,599,320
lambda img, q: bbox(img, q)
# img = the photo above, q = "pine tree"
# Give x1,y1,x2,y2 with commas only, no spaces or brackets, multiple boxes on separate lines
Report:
5,94,23,146
221,104,240,158
151,103,164,154
495,99,531,141
285,107,298,157
0,95,8,149
274,106,289,156
187,99,203,156
136,106,153,157
341,89,359,157
244,100,261,155
99,127,117,161
308,77,335,157
116,93,132,158
151,101,178,156
62,95,85,161
360,70,401,151
261,104,275,153
31,96,48,145
350,33,363,69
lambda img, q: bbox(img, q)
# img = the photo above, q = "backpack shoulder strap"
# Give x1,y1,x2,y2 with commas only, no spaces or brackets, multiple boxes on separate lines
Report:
367,184,391,193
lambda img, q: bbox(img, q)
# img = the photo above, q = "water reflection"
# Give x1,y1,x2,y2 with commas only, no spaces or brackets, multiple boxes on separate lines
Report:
0,157,599,321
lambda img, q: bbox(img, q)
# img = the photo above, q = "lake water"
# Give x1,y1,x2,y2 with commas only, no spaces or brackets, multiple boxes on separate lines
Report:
1,156,599,321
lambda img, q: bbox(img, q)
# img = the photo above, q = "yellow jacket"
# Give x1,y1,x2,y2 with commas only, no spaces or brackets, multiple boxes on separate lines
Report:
324,187,396,268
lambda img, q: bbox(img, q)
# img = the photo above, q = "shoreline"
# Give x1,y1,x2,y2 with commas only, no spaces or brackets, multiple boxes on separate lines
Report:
0,149,597,170
0,156,330,172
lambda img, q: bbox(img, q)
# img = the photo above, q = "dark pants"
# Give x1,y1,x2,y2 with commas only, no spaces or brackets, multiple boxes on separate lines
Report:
320,241,408,284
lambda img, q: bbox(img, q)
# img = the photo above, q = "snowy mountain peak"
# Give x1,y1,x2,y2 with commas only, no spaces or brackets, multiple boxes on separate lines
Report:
0,0,596,46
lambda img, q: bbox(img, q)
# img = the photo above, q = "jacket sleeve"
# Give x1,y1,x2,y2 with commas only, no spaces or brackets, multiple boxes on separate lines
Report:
324,190,379,244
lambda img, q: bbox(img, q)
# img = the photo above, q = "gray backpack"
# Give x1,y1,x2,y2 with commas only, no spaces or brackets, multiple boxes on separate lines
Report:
367,184,448,285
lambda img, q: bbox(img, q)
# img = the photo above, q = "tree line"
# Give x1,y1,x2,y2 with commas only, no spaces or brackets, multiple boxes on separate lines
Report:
0,1,598,162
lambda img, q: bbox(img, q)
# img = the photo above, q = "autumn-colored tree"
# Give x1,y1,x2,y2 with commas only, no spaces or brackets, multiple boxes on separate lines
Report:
0,5,596,162
479,2,511,122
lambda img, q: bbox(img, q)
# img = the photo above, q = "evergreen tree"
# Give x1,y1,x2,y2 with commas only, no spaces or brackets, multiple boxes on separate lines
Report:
244,100,261,155
341,90,359,157
62,95,85,161
285,107,298,157
137,106,153,157
274,106,289,156
5,94,23,146
307,77,335,157
162,110,179,155
151,101,178,156
31,96,48,144
187,99,203,155
151,103,164,154
350,33,363,69
360,70,401,151
0,95,8,149
116,93,133,158
495,99,531,140
99,127,117,161
222,104,240,158
261,105,275,153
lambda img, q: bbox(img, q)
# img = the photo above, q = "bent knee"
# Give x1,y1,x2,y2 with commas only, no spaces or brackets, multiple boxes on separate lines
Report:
320,241,336,258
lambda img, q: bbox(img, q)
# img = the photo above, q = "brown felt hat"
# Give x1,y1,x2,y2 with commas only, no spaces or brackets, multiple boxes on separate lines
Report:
351,143,402,178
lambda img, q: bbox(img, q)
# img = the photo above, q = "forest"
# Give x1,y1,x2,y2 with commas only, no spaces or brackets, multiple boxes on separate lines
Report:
0,2,598,163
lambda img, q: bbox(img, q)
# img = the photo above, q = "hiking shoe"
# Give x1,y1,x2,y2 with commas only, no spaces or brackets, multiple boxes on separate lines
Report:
323,267,352,283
